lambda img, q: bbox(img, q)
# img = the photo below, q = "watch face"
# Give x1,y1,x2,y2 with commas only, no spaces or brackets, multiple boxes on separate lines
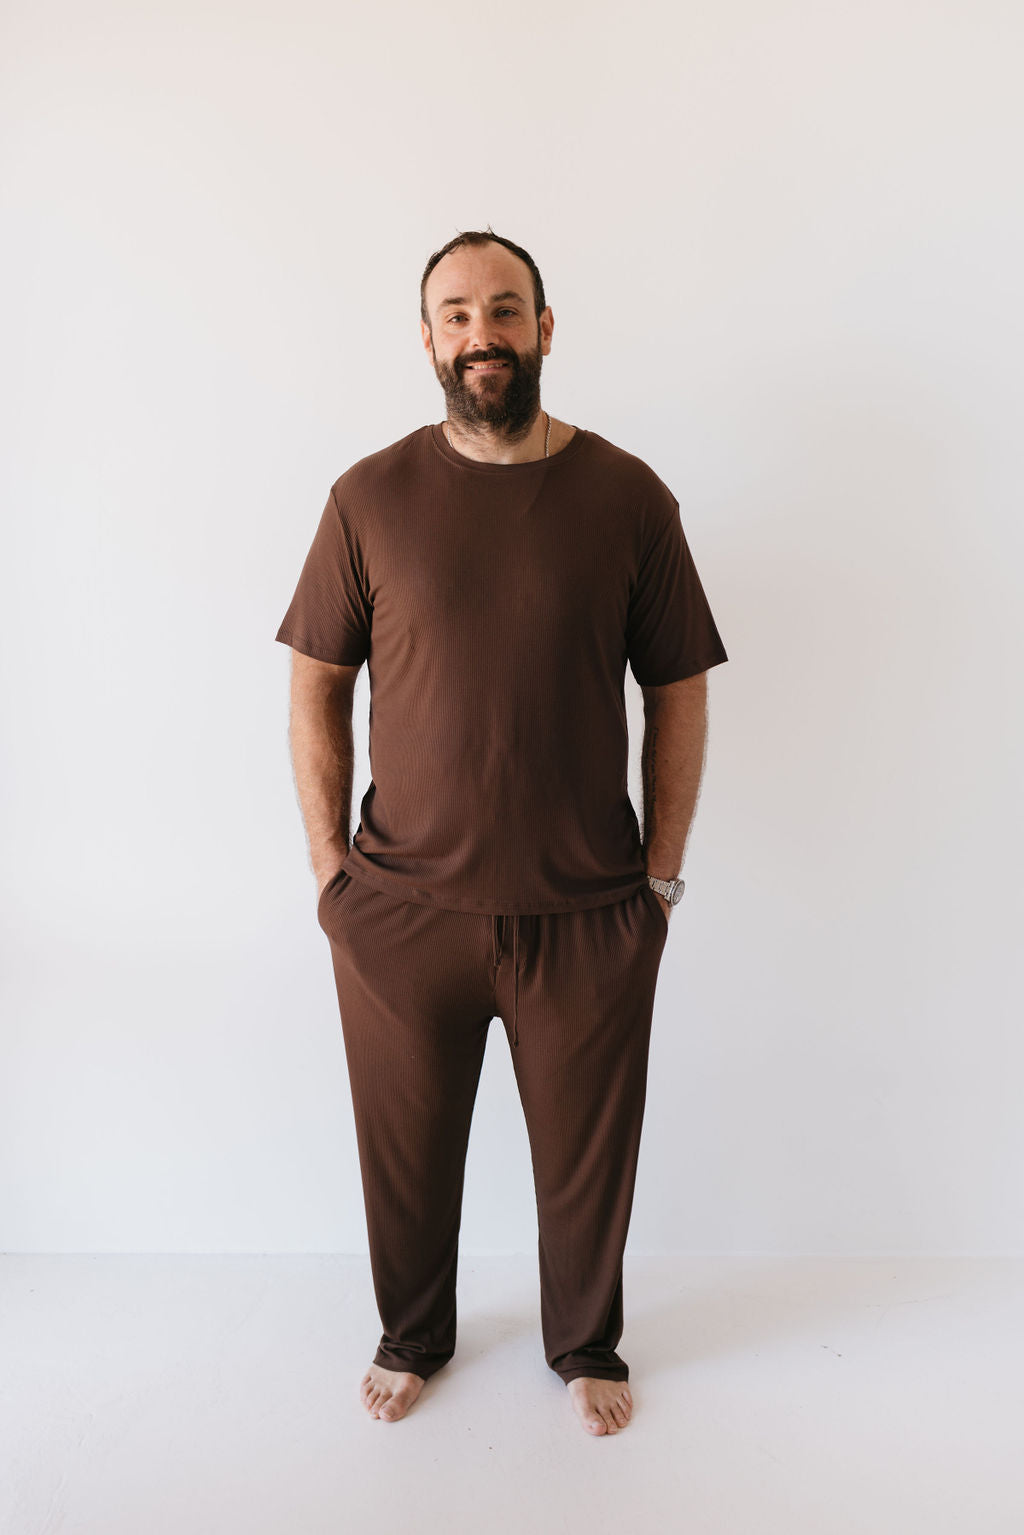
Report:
671,883,684,905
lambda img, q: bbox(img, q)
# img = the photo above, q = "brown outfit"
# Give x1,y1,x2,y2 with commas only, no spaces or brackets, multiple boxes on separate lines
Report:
276,421,728,1384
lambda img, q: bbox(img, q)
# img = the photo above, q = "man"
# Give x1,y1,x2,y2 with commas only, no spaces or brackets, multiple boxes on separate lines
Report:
275,229,728,1437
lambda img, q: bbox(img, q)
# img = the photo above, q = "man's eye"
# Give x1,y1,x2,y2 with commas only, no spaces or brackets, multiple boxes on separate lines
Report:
447,309,517,323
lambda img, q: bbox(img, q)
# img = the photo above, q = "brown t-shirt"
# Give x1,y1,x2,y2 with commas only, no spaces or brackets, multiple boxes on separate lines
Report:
275,422,729,914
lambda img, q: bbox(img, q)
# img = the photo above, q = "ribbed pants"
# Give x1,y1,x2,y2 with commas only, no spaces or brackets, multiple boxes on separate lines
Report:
316,858,670,1387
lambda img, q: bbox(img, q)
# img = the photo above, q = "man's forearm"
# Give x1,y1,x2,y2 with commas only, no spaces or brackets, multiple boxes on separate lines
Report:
639,673,709,878
288,664,359,889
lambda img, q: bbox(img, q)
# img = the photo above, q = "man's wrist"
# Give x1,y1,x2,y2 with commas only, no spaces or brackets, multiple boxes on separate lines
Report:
646,872,686,906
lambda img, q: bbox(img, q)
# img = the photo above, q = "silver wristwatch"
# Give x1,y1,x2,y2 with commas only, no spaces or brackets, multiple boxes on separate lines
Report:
647,874,685,906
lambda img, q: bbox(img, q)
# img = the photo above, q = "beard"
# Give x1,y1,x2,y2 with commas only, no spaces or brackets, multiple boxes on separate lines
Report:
431,335,544,440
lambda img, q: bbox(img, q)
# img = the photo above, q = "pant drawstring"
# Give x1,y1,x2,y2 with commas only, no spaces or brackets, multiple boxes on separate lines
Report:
491,914,522,1049
512,914,520,1048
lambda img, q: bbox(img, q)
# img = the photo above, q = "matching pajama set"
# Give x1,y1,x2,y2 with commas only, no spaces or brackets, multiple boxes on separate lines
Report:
275,420,728,1385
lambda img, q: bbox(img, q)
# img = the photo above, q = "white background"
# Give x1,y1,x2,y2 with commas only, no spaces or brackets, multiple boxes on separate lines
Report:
2,0,1021,1255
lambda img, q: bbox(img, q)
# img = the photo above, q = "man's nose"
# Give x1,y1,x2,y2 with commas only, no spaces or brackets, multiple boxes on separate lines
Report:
463,318,505,355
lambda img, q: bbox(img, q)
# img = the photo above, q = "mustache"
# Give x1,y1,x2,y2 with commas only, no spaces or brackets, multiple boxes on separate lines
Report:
460,352,515,368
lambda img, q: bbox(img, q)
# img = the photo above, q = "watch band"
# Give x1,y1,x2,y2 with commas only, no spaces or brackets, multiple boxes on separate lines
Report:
647,874,685,906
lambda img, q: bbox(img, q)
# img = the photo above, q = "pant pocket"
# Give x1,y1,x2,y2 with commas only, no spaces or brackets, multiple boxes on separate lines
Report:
639,879,670,936
317,867,355,929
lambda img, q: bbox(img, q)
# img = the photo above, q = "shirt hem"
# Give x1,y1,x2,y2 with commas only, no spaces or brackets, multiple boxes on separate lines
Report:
274,628,368,666
632,646,729,686
340,845,648,915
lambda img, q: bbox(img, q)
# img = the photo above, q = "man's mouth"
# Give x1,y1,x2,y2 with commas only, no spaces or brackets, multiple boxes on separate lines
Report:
464,361,509,372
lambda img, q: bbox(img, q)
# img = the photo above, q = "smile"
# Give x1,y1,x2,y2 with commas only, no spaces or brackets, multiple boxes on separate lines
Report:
465,362,509,372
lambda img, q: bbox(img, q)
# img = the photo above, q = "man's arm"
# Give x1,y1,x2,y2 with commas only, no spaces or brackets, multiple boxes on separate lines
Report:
639,672,710,918
285,650,363,898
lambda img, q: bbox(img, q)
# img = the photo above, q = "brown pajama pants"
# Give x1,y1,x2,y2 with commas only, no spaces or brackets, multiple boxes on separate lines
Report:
316,854,670,1387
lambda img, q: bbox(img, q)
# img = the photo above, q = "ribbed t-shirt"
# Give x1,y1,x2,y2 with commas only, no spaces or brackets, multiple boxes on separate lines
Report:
275,422,729,914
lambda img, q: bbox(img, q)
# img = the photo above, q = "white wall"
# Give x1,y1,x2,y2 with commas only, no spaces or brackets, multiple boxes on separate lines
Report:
2,0,1021,1254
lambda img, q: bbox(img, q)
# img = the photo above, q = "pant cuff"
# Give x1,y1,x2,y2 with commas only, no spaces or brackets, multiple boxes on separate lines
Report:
555,1364,630,1386
373,1347,452,1381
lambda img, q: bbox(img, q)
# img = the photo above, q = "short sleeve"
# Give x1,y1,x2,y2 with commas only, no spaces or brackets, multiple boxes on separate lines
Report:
275,485,372,666
626,492,729,685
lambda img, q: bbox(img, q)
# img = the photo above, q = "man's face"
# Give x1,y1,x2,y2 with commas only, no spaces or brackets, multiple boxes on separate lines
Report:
421,243,554,434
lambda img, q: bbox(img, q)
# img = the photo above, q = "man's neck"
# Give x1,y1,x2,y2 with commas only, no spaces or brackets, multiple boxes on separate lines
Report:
444,411,574,464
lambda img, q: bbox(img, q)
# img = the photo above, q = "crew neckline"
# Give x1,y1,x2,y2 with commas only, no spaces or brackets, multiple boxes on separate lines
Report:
429,420,588,473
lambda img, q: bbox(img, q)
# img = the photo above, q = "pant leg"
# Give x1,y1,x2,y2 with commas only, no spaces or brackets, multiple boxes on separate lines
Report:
317,865,495,1381
495,881,669,1386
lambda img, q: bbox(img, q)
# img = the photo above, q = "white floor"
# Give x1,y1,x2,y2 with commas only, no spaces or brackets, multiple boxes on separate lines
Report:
1,1255,1021,1534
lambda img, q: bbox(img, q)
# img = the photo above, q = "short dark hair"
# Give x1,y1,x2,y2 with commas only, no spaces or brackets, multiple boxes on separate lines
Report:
420,227,547,328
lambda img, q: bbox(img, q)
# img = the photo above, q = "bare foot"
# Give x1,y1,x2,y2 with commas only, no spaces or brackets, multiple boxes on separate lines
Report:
567,1376,633,1435
359,1363,426,1421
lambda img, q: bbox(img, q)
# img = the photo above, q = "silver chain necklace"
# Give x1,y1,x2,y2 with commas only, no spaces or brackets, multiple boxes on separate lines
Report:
445,411,551,458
